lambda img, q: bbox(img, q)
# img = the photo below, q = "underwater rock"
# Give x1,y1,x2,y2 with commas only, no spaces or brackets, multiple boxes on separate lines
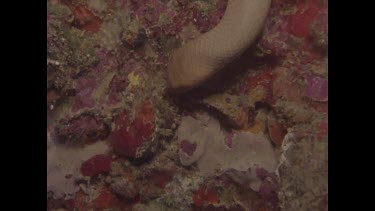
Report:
277,132,328,211
304,74,328,102
110,177,138,198
122,27,147,49
47,0,328,209
47,140,110,199
180,140,197,156
90,187,117,209
287,0,323,38
132,201,167,211
191,204,245,211
80,154,112,177
243,70,274,106
55,113,110,145
200,93,249,129
176,113,277,192
192,185,219,207
110,100,156,159
139,185,165,202
71,75,99,112
46,67,74,109
47,88,63,109
274,100,314,124
72,5,103,33
144,169,174,189
177,115,210,166
310,9,328,51
267,115,287,147
257,175,279,209
156,170,205,210
256,0,290,57
107,72,130,104
272,67,304,103
192,0,228,33
87,0,108,13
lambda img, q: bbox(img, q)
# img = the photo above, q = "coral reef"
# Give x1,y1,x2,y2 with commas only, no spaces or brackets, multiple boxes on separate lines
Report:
47,0,328,210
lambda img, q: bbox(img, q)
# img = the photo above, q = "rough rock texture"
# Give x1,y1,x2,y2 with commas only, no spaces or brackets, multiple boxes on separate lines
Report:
110,177,138,198
47,0,327,210
277,132,328,211
109,100,157,159
47,137,110,199
55,112,110,145
200,93,247,128
177,113,277,192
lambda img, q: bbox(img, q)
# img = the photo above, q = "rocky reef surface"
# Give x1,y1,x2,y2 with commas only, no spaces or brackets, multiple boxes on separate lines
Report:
47,0,328,210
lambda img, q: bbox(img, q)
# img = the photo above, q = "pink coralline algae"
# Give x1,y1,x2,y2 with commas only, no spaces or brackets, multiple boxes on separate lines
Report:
80,154,112,177
96,51,120,72
255,167,279,208
304,74,328,102
224,132,234,148
71,56,112,111
107,73,130,105
55,113,110,144
256,167,271,180
47,0,328,209
257,1,290,56
72,75,97,112
180,140,197,156
132,0,171,21
258,179,279,208
131,0,177,34
110,101,156,159
131,0,192,37
287,0,325,38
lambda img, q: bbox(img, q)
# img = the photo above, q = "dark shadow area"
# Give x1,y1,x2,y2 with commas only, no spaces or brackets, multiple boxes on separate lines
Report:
166,43,281,129
168,44,280,102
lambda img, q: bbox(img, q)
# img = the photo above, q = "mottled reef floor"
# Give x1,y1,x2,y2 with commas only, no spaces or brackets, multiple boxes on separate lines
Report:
47,0,328,210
